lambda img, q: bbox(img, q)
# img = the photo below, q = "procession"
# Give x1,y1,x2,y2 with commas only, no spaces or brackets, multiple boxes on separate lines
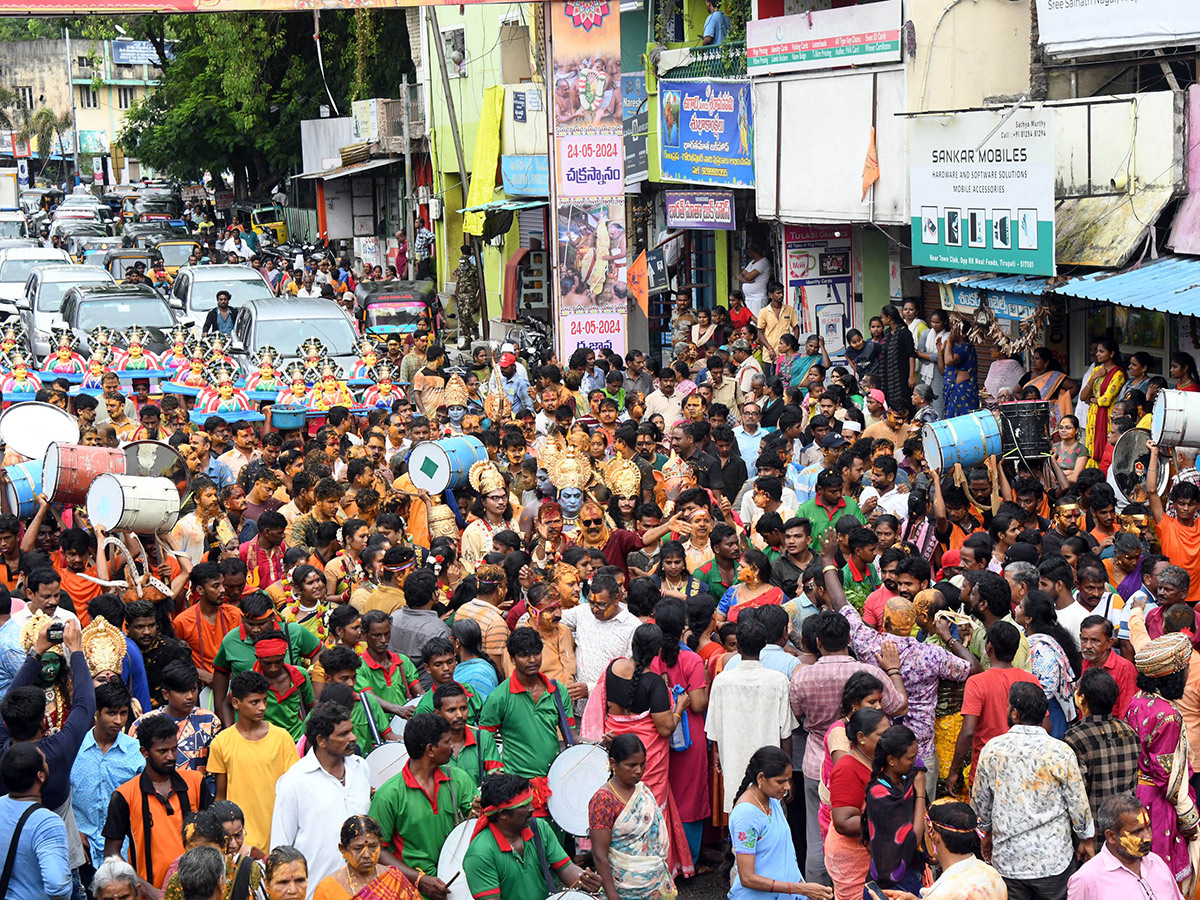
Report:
0,3,1199,900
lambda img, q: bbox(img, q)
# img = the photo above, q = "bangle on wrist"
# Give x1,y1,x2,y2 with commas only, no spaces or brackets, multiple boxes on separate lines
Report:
887,668,901,676
821,565,838,574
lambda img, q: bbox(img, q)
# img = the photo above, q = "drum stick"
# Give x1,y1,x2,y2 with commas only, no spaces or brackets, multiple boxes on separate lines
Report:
444,871,461,888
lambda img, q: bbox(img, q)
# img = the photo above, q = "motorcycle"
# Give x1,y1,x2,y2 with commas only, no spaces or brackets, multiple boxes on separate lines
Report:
511,314,552,369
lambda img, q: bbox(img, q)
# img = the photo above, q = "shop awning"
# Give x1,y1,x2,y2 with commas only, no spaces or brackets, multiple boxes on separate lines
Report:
1055,188,1174,267
1051,255,1200,315
457,199,548,213
918,270,1051,294
296,157,400,180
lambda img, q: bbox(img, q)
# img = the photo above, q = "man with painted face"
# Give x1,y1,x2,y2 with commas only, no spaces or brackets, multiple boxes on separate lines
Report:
1066,794,1180,899
1149,443,1200,606
1041,492,1097,560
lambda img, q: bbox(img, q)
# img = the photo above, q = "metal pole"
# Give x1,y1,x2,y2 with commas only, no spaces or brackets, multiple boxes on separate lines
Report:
401,78,414,280
426,5,488,340
64,27,81,186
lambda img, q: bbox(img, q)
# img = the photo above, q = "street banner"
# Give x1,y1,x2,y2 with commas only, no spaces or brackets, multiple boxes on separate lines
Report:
551,1,626,361
659,79,754,188
665,190,735,230
908,107,1056,277
747,0,902,76
1034,0,1200,56
785,225,853,339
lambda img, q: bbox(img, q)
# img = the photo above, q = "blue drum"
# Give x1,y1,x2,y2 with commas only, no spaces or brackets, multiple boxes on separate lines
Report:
5,460,42,518
922,411,1002,471
407,436,488,493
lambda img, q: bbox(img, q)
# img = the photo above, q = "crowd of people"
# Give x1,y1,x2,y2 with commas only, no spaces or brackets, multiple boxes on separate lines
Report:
4,282,1200,900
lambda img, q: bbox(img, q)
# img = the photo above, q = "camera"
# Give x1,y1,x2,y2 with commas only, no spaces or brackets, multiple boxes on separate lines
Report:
47,622,64,644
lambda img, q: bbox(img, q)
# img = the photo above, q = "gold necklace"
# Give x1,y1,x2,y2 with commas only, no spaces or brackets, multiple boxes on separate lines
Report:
750,788,771,816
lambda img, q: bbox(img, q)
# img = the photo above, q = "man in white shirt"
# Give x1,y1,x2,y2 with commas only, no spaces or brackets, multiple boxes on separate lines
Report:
732,339,763,400
738,245,771,314
733,401,765,477
560,574,639,706
644,367,684,426
271,699,370,898
295,274,320,298
871,455,910,518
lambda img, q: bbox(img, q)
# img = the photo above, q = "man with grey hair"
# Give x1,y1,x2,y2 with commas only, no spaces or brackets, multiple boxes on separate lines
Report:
178,846,226,900
92,858,139,900
1004,561,1039,611
1067,793,1183,899
1144,565,1200,649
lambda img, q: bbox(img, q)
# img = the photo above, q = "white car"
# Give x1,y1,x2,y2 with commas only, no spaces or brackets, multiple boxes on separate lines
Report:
0,211,28,240
0,247,71,319
19,264,115,359
169,264,274,321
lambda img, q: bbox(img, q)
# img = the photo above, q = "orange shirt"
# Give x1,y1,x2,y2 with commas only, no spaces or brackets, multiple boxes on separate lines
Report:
1156,515,1200,604
55,562,102,627
173,603,243,673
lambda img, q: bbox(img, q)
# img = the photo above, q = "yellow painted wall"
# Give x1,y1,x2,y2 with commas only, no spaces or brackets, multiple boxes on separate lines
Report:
907,0,1031,112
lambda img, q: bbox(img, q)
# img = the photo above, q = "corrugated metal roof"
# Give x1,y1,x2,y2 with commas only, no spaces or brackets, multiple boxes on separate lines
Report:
1055,188,1174,267
296,157,400,180
1051,255,1200,314
918,270,1050,294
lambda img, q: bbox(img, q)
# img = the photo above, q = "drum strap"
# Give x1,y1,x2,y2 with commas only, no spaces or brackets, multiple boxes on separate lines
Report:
527,818,559,896
359,693,382,749
550,684,576,748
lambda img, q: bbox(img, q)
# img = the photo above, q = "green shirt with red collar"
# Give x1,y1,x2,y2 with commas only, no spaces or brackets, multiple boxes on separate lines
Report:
367,760,476,877
478,672,574,780
212,621,321,676
252,662,315,740
841,557,881,614
355,649,421,708
447,725,504,789
795,495,865,545
693,558,735,599
414,679,485,725
463,816,570,900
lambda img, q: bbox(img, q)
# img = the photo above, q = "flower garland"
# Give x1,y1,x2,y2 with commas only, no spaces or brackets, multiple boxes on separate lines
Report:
285,595,330,644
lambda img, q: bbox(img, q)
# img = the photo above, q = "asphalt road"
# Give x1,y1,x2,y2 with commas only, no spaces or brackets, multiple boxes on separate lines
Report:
678,870,730,899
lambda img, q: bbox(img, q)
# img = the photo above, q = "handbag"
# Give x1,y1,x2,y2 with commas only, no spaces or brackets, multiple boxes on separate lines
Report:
668,684,692,752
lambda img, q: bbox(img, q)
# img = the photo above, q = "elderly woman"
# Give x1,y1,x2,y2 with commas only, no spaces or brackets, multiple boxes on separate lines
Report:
1125,632,1200,894
313,816,421,900
93,858,140,900
264,846,308,900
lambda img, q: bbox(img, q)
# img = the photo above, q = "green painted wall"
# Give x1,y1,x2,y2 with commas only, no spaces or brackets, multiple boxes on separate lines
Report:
859,227,890,321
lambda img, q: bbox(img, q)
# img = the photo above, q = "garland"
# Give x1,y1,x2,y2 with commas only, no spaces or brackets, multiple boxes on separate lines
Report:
948,301,1052,358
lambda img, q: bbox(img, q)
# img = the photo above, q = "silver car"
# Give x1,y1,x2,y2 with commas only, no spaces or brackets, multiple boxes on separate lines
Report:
20,264,115,360
169,263,274,322
0,247,72,319
228,297,359,376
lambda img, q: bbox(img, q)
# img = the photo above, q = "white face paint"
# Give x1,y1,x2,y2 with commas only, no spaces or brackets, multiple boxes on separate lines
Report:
560,487,584,517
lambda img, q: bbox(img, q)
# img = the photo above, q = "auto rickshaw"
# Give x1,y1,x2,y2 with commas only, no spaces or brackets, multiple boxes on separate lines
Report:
72,235,123,264
103,248,156,280
230,199,289,244
353,279,442,339
153,238,201,275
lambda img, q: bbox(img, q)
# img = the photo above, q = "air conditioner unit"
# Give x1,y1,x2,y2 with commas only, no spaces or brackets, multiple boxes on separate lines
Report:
429,197,442,220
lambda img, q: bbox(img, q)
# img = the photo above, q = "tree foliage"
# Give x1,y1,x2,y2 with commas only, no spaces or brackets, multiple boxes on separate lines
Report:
118,10,414,196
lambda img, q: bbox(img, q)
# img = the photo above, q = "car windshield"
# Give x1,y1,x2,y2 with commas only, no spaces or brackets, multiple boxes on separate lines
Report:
0,258,63,283
365,301,429,334
257,315,356,355
252,206,282,225
38,275,109,311
0,221,25,238
78,297,173,331
191,276,272,310
158,243,196,266
109,258,148,279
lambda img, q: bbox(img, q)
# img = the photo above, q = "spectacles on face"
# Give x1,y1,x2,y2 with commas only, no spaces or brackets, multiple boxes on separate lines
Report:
581,517,604,527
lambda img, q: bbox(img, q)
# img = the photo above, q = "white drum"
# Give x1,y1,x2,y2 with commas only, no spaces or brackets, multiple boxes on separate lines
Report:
389,696,421,738
0,401,79,461
437,818,478,900
1151,389,1200,448
86,474,181,533
547,892,595,900
366,741,410,791
546,743,610,837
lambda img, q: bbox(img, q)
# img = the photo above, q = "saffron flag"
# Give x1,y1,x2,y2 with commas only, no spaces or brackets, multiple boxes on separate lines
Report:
861,127,879,201
628,250,648,317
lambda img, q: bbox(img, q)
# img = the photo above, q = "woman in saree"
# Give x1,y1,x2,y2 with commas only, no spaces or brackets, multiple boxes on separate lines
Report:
582,623,694,878
1172,351,1200,392
280,564,333,645
774,334,800,382
589,734,678,900
1120,351,1154,400
1106,532,1145,600
717,549,784,624
1022,347,1077,427
649,598,711,869
690,308,718,352
1080,337,1125,468
825,707,889,900
1016,592,1080,739
312,816,421,900
940,321,979,418
1127,632,1200,896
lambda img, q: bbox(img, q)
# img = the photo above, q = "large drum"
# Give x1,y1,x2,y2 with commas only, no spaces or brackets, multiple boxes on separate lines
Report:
0,401,79,461
1109,428,1169,506
123,440,189,498
922,410,1002,471
4,460,41,518
86,474,181,533
43,443,126,506
366,741,410,792
1151,389,1200,449
437,818,479,900
546,743,610,837
407,436,487,494
998,400,1052,460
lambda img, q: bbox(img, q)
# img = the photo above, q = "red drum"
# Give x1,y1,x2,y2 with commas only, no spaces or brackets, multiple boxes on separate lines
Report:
42,443,126,506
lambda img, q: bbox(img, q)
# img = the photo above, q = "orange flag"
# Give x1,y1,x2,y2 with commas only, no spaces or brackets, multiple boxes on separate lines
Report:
628,250,649,317
861,127,879,201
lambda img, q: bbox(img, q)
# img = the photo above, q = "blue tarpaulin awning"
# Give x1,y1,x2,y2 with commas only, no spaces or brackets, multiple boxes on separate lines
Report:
1050,255,1200,315
918,270,1051,294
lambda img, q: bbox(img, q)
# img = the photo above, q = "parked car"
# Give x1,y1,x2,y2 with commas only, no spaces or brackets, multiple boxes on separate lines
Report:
169,263,273,321
229,297,358,376
0,211,28,239
0,246,72,318
19,263,115,359
55,283,177,357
